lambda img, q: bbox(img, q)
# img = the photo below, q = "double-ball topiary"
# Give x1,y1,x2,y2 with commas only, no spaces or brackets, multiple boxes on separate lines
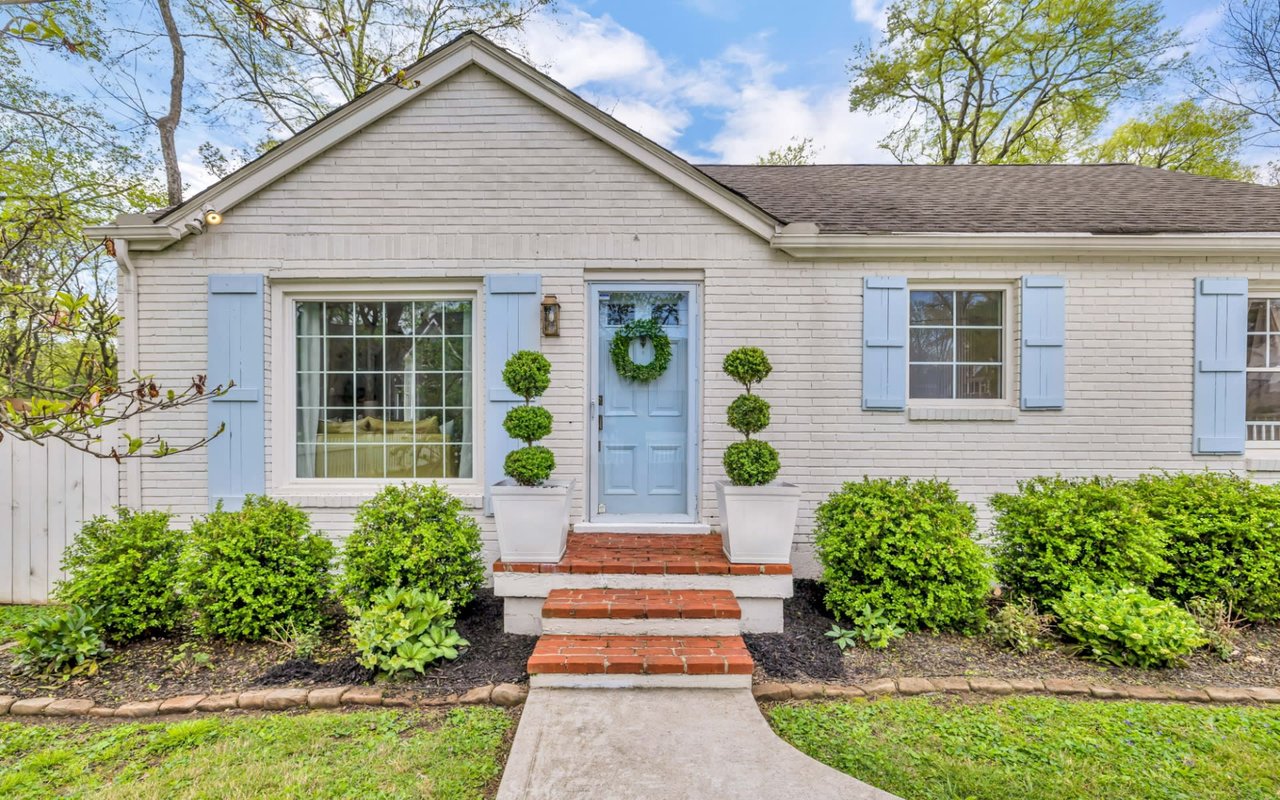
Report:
722,346,780,486
502,350,556,486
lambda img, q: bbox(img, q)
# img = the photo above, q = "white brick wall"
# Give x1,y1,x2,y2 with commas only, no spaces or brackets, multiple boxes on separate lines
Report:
125,65,1280,577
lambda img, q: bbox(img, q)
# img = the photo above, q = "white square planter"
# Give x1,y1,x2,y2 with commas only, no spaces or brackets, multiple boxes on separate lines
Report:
716,480,800,564
491,479,575,563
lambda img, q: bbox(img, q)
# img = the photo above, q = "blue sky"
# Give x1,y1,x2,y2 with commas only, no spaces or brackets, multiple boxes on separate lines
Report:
20,0,1244,191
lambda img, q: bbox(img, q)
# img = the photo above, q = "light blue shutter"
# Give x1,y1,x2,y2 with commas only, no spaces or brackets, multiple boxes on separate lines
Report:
1193,277,1248,455
862,276,907,410
1020,276,1066,410
484,274,542,512
207,275,265,510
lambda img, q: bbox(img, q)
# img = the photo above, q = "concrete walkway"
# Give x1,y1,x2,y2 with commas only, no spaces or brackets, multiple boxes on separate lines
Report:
496,688,900,799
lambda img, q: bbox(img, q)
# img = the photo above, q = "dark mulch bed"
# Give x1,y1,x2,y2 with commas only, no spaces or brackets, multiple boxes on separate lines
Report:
749,579,1280,688
0,589,536,704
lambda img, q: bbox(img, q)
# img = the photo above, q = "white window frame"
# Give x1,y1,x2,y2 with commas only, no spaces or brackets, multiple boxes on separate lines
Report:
271,280,485,494
1247,284,1280,450
906,281,1017,407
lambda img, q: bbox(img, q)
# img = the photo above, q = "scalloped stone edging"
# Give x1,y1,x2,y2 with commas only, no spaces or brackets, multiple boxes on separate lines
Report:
751,677,1280,705
0,682,528,720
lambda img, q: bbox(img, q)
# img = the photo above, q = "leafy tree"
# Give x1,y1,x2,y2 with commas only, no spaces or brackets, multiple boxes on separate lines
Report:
189,0,553,136
1091,101,1256,182
757,137,819,165
849,0,1184,164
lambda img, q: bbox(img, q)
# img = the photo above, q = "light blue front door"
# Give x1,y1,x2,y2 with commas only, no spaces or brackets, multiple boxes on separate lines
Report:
592,286,698,521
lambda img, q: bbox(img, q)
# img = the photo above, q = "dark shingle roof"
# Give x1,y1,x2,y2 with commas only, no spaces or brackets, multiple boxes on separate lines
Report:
696,163,1280,234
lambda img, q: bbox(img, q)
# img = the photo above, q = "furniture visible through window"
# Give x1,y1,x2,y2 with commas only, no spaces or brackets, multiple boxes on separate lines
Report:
1248,297,1280,443
908,289,1004,400
295,300,473,479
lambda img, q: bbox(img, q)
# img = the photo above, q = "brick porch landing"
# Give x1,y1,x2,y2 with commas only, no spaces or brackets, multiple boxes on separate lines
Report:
495,533,792,575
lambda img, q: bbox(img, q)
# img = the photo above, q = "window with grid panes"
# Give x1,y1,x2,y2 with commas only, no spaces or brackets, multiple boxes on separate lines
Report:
908,289,1005,400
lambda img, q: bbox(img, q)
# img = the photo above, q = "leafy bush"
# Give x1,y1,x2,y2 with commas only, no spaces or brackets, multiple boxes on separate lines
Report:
500,349,556,486
1052,584,1206,668
1186,596,1243,661
1135,471,1280,621
341,482,484,610
349,586,468,675
826,605,905,650
726,393,771,435
13,605,110,677
180,496,335,640
987,596,1054,655
722,346,781,487
723,440,780,486
991,476,1168,603
55,508,185,642
722,346,772,388
815,478,992,632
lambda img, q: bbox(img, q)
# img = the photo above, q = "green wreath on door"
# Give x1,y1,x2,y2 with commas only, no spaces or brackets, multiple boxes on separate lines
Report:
610,318,672,383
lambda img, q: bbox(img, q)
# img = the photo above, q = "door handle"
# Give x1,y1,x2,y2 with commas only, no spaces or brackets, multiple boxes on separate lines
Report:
597,394,604,431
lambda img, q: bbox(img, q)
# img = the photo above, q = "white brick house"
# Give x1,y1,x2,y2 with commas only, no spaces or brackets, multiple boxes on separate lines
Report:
88,33,1280,578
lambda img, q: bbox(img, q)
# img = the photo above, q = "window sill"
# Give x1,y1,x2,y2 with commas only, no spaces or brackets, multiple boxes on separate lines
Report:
273,481,484,509
908,406,1018,422
1245,456,1280,473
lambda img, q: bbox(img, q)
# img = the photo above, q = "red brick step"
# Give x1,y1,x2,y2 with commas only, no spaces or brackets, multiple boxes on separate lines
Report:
542,588,741,620
494,533,792,576
528,634,754,685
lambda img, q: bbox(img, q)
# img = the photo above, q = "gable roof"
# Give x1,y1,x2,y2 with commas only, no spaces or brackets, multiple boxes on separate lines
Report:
91,32,780,249
699,164,1280,235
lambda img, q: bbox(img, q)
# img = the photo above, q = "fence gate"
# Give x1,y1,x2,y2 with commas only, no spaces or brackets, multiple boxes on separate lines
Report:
0,438,119,603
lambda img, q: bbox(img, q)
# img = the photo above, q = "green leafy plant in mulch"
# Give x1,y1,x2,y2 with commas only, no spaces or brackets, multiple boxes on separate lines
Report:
500,350,557,486
178,495,335,640
986,595,1054,655
11,604,110,678
348,586,468,675
1134,471,1280,622
990,475,1168,603
0,707,513,799
341,482,484,610
815,477,992,632
721,346,780,486
770,695,1280,800
826,605,905,651
1052,583,1207,668
55,508,185,642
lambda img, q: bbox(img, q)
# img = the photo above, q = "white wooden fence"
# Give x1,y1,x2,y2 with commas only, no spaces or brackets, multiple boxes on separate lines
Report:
0,438,119,603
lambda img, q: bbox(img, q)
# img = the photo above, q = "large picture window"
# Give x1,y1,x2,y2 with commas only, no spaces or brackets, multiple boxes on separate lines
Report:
1248,297,1280,443
295,299,473,479
908,289,1004,401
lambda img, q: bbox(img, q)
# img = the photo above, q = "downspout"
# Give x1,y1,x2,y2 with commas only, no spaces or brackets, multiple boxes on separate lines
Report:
114,239,143,508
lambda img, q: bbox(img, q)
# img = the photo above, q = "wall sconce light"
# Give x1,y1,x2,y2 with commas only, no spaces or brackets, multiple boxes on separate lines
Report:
541,294,560,337
202,205,223,226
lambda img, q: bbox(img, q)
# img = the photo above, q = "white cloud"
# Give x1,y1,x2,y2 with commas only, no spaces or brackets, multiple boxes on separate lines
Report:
521,7,668,90
850,0,890,29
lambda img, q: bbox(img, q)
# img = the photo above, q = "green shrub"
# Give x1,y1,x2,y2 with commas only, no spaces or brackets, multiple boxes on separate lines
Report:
991,476,1168,603
349,586,468,675
180,496,335,640
502,405,553,442
1134,471,1280,621
13,605,110,678
55,508,185,642
825,605,905,651
722,346,772,388
501,350,556,486
726,393,771,435
341,482,484,609
721,346,781,487
987,596,1054,655
814,478,992,632
723,440,780,486
1052,584,1206,668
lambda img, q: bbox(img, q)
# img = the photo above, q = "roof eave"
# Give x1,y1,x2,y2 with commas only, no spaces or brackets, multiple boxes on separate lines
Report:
771,230,1280,259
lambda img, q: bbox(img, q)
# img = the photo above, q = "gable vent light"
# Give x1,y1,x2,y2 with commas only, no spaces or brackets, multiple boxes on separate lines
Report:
202,205,223,226
541,295,560,337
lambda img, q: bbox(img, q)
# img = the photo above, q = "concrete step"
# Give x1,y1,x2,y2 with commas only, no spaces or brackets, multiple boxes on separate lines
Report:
527,634,754,689
540,588,742,636
495,533,793,635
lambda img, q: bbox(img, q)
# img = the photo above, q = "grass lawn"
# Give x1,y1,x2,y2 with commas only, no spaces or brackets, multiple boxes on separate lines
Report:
0,706,513,799
0,605,46,644
769,695,1280,800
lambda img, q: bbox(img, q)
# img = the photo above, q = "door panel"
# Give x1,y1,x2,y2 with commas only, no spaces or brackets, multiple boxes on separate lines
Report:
594,288,694,519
